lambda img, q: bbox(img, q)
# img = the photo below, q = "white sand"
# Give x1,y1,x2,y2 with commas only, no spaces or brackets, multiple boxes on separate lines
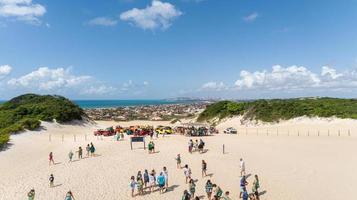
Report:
0,119,356,200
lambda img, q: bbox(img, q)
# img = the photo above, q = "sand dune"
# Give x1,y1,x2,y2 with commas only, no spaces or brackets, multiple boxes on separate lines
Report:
0,119,356,200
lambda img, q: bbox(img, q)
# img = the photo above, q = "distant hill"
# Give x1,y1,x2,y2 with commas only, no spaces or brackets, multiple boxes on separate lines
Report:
0,94,85,148
197,98,357,123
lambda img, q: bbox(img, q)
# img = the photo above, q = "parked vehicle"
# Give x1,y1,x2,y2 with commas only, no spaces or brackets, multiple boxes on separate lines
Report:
223,127,237,134
94,127,115,136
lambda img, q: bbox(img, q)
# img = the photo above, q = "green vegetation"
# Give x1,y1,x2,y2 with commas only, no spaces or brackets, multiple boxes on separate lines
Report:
0,94,85,148
198,98,357,123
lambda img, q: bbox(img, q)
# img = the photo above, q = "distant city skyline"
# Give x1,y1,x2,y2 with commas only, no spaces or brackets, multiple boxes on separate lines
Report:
1,0,357,99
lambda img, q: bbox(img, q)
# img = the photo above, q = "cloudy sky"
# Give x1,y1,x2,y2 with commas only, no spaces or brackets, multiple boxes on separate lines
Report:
1,0,357,99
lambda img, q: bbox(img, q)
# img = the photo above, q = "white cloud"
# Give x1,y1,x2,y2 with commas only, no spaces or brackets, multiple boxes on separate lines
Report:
0,64,12,78
0,0,46,24
243,12,258,22
120,0,182,30
88,17,118,27
81,85,117,95
7,67,91,90
234,65,357,91
201,81,227,91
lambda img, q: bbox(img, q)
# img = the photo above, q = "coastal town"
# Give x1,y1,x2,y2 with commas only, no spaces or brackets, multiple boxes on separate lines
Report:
84,102,212,121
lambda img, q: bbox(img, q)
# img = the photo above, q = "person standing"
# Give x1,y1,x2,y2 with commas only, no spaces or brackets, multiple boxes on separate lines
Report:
242,188,249,200
49,152,55,165
222,191,232,200
157,172,166,194
188,179,196,198
176,154,182,169
90,142,96,157
252,174,260,200
205,180,213,200
49,174,54,187
143,169,149,188
130,176,136,197
182,190,191,200
27,189,35,200
68,150,74,162
86,144,90,157
149,172,155,193
202,160,207,177
65,191,75,200
239,175,248,198
188,140,193,153
163,166,169,188
239,158,246,177
77,147,83,159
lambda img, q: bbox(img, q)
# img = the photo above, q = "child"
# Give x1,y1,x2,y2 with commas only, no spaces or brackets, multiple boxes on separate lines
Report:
175,154,182,169
49,152,54,165
130,176,136,197
49,174,54,187
202,160,207,177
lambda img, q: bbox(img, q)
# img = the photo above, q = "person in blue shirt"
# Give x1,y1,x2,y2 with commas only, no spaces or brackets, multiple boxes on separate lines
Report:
239,175,248,198
242,187,249,200
157,172,166,194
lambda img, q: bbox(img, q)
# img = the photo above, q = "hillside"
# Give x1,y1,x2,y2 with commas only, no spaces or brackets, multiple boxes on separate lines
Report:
0,94,85,148
197,98,357,123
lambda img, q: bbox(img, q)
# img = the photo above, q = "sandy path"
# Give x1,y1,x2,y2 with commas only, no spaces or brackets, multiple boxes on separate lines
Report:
0,120,356,200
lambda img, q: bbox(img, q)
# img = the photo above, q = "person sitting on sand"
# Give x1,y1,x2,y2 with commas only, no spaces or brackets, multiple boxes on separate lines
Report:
86,144,90,157
130,176,136,197
157,172,166,194
239,175,248,198
49,174,54,188
49,152,55,165
202,160,207,177
188,178,196,198
27,189,35,200
77,147,82,159
205,180,213,200
183,165,192,184
176,154,182,169
65,191,75,200
182,190,191,200
252,175,260,200
68,150,74,162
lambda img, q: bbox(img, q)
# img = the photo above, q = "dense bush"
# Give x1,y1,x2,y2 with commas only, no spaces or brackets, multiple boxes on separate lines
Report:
0,94,85,148
198,98,357,122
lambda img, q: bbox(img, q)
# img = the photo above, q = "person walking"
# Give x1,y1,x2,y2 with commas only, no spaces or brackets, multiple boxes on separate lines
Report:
183,165,192,184
149,172,155,193
212,184,223,200
202,160,207,177
157,172,166,194
49,152,55,165
49,174,54,188
27,189,35,200
239,175,248,198
130,176,136,197
143,169,149,188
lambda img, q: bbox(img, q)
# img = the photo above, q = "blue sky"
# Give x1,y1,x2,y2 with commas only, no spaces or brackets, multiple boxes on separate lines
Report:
0,0,357,99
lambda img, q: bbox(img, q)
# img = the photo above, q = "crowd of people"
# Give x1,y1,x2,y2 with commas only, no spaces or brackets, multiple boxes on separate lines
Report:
129,167,169,197
188,139,206,153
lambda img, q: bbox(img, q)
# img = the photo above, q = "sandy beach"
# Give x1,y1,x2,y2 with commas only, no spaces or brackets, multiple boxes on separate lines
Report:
0,119,356,200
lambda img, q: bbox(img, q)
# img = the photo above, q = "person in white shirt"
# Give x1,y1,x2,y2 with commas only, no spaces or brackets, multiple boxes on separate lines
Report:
183,164,192,183
240,158,246,177
148,172,155,193
163,166,169,188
